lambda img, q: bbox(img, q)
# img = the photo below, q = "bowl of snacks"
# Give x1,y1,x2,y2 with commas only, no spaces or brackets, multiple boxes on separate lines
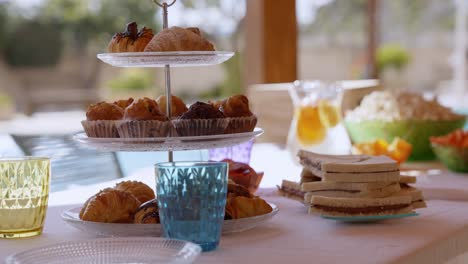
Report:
430,129,468,173
344,91,466,161
351,137,412,164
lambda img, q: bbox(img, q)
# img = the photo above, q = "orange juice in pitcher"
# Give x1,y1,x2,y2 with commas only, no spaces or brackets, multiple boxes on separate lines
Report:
287,81,350,159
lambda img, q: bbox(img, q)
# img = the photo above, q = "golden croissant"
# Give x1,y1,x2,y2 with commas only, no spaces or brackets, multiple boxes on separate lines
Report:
225,196,272,219
79,188,141,223
114,181,155,203
144,26,215,52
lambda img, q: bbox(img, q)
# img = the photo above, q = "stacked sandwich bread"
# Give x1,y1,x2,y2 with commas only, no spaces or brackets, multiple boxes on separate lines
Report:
280,150,426,217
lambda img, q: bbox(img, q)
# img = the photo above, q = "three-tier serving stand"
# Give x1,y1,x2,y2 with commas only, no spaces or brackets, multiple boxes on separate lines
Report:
74,0,263,161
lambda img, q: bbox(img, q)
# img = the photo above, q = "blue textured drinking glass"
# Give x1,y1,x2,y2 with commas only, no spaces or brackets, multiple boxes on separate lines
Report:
155,161,228,252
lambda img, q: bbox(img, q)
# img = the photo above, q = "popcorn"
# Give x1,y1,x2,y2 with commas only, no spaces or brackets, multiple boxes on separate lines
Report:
346,91,463,122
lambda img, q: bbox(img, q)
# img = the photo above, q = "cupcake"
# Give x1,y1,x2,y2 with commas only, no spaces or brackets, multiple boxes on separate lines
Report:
173,102,229,136
219,95,257,134
82,102,124,138
156,95,188,118
117,97,171,138
114,98,134,109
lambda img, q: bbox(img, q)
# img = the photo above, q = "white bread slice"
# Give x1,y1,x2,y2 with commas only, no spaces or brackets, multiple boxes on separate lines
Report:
298,150,398,173
302,181,395,192
277,180,304,202
399,175,417,184
281,180,301,190
303,183,401,201
411,201,427,209
392,186,426,209
322,170,400,183
300,169,321,184
310,195,412,208
309,195,413,216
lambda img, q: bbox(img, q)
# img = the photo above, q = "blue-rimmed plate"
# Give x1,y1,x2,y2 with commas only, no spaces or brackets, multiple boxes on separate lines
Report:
322,213,419,223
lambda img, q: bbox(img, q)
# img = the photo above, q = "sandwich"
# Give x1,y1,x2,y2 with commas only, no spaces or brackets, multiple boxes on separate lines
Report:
302,181,401,200
309,195,413,217
399,175,417,184
298,150,400,182
277,180,304,202
394,185,426,209
300,169,321,184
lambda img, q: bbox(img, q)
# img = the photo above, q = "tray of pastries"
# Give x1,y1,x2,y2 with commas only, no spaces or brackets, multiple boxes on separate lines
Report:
75,95,262,151
97,22,234,67
61,180,278,237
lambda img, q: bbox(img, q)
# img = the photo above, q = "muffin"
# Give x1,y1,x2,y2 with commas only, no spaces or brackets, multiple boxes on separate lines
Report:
114,98,134,109
117,97,171,138
173,101,229,136
156,95,188,118
219,95,257,134
81,102,124,138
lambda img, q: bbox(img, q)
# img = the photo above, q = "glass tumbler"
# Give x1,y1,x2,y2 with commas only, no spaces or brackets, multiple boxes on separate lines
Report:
0,157,50,238
155,161,228,252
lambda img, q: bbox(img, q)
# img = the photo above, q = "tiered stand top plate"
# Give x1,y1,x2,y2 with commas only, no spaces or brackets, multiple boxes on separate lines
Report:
74,128,264,152
97,51,235,67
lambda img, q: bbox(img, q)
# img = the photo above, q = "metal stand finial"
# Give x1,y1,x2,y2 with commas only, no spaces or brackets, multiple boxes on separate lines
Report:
153,0,177,162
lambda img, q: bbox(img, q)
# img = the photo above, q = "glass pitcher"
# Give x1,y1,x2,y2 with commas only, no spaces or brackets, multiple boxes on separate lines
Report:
286,80,351,160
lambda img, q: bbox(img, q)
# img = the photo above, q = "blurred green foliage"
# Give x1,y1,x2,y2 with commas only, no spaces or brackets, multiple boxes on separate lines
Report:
39,0,159,51
376,43,410,73
4,21,64,67
0,93,12,107
107,69,154,92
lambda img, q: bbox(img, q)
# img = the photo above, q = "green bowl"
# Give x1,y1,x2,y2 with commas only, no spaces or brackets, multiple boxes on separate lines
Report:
432,144,468,172
344,118,466,161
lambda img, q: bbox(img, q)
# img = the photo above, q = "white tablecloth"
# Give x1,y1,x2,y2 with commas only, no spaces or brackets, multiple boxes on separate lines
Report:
2,191,468,264
2,143,468,263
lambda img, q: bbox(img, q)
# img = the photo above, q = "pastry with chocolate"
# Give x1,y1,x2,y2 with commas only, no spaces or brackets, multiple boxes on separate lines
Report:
81,102,124,138
173,101,229,136
108,22,153,53
117,97,171,138
219,95,257,134
133,199,160,224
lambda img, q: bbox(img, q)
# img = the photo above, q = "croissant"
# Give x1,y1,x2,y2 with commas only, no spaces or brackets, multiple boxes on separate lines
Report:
79,188,141,223
108,22,154,53
144,26,215,52
114,181,155,203
225,196,272,219
220,95,253,117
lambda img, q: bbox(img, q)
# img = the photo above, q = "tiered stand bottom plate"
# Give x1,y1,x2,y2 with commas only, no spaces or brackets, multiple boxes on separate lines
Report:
73,128,264,152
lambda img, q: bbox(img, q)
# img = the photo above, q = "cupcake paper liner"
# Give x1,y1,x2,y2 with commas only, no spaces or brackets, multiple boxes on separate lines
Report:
81,120,119,138
225,115,257,134
172,118,230,137
116,120,172,138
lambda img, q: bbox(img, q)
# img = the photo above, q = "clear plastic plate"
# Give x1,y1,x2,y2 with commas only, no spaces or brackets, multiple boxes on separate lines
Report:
61,203,278,237
6,237,201,264
73,128,264,152
97,51,235,67
322,213,419,223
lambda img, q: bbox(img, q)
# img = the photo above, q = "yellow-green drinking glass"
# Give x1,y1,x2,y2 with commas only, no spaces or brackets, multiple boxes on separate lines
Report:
0,157,50,238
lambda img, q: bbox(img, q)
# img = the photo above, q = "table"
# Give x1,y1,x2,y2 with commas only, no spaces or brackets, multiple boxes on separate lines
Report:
2,143,468,263
1,190,468,264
